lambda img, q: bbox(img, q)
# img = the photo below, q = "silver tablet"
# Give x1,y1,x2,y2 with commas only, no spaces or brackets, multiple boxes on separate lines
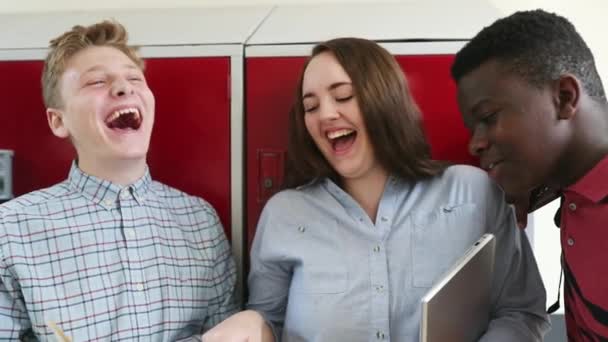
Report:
420,233,496,342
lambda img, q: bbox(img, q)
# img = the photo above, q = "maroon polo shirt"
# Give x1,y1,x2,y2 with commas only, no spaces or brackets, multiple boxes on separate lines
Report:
560,154,608,341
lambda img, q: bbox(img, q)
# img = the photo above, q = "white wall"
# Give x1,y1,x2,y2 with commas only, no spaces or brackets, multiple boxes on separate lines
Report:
530,199,564,313
1,0,605,93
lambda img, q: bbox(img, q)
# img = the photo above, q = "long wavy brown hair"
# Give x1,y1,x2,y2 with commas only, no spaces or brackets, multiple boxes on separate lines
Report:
284,37,447,188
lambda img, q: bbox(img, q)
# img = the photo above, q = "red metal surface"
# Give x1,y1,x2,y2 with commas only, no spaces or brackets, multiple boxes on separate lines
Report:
142,57,232,237
246,57,306,251
397,55,476,165
0,57,232,237
246,54,478,250
0,61,74,196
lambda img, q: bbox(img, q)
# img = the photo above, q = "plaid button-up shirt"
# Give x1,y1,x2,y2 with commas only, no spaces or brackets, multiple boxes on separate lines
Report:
0,163,237,341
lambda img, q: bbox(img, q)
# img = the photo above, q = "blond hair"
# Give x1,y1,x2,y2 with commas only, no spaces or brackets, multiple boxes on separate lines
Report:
42,20,144,108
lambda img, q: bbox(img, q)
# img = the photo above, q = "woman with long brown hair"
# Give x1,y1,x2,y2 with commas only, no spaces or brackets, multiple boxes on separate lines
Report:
204,38,548,342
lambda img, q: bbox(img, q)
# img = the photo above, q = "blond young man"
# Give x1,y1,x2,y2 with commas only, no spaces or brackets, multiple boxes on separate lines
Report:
0,20,236,341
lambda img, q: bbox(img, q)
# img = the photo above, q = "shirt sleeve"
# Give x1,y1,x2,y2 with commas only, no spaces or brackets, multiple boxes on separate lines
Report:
479,189,551,341
246,197,293,341
0,244,32,340
200,202,238,332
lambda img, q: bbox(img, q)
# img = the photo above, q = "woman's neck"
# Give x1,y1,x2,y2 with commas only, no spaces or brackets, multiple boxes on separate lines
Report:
342,167,389,224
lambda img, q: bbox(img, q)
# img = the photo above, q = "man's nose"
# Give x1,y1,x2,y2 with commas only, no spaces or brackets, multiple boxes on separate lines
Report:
468,126,490,157
111,78,134,97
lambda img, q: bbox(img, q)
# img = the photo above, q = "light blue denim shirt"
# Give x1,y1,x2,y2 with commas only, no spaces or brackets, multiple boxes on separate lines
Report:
248,165,549,342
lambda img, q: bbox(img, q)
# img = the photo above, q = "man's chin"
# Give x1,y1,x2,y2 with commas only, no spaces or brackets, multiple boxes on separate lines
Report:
502,186,531,205
504,193,522,204
113,145,149,159
118,153,148,162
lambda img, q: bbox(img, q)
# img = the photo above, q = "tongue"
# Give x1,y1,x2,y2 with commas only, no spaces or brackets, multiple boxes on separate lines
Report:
333,134,355,153
108,114,141,130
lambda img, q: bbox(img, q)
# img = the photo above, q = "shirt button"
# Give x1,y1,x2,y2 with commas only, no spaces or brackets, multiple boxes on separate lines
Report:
375,285,384,292
376,331,385,339
136,283,145,291
297,226,306,233
567,238,575,246
104,199,114,206
568,203,577,211
121,190,130,200
373,245,381,253
126,229,136,239
380,216,388,222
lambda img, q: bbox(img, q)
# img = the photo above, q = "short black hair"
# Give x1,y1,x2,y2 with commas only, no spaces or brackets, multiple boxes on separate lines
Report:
452,9,606,101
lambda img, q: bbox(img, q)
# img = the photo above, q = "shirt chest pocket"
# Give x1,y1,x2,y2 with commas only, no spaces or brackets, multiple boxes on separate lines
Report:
410,203,483,288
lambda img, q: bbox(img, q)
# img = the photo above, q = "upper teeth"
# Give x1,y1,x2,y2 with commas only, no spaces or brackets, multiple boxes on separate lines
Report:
107,107,140,122
327,129,354,140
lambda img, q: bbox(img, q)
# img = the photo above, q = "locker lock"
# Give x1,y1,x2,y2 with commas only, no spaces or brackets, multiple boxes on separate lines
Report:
257,148,286,203
263,178,273,189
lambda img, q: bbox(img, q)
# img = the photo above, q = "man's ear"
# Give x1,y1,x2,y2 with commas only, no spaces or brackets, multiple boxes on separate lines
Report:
46,108,70,138
556,74,581,120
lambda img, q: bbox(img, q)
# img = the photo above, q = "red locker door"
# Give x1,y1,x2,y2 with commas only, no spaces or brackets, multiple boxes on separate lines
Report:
0,61,74,196
397,55,475,165
246,57,306,251
246,54,477,250
146,57,232,237
0,57,232,237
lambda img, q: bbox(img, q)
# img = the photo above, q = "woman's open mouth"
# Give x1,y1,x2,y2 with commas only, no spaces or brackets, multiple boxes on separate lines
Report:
327,128,357,154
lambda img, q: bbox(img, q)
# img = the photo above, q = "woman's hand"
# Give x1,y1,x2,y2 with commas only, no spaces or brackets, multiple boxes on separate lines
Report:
202,310,274,342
